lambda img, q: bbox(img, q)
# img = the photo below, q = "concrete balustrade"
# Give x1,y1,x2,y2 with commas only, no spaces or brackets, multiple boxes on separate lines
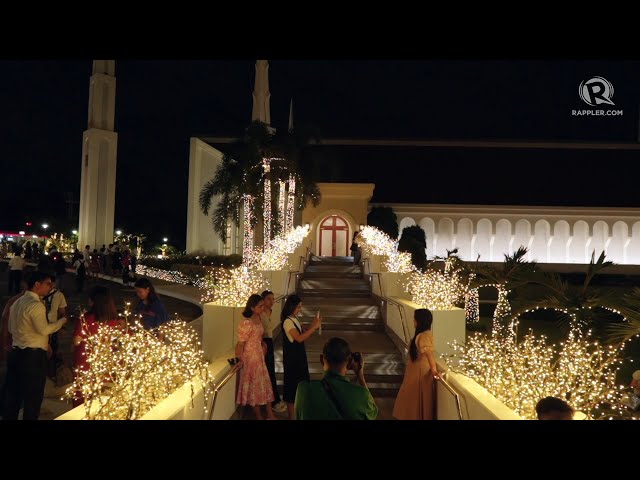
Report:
380,203,640,265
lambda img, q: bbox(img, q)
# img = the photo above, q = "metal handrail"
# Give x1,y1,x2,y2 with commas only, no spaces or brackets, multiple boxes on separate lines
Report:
383,296,410,346
206,360,243,420
366,271,384,298
437,373,464,420
285,270,302,296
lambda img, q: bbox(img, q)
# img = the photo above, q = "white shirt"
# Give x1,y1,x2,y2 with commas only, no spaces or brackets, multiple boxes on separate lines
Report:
9,256,26,271
283,316,302,343
9,291,66,351
45,290,67,323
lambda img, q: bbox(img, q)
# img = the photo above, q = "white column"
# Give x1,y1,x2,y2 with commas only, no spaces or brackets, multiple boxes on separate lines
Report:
79,60,118,251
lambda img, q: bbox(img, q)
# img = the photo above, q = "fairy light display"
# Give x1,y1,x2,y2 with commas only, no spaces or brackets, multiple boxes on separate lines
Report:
405,268,468,310
242,194,254,263
465,288,480,323
245,224,310,271
385,251,414,273
285,174,296,233
493,285,514,340
64,317,212,420
135,264,206,289
262,158,271,243
445,327,628,420
277,180,286,235
358,226,415,273
200,266,269,306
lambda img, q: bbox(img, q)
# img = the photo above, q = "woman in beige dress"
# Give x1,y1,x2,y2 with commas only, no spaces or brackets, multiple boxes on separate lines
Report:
393,308,439,420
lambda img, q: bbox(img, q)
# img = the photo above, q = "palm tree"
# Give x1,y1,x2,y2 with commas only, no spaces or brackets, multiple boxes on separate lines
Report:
608,288,640,343
199,121,322,244
198,125,264,243
511,251,628,338
471,246,539,339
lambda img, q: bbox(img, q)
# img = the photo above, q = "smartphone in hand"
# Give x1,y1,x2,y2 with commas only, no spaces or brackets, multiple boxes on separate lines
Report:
317,310,322,335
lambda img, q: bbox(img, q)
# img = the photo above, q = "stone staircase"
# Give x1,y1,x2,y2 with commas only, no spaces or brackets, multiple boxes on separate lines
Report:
275,255,404,398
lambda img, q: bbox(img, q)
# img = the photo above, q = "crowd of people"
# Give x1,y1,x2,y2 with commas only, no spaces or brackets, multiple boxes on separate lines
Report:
3,241,616,420
0,265,167,420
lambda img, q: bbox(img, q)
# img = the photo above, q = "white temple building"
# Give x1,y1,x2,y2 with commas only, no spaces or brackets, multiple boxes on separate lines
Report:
186,61,640,266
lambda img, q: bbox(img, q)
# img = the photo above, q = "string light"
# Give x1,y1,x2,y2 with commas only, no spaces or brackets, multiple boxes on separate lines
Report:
135,264,206,289
444,327,627,420
465,288,480,323
358,226,415,273
64,316,212,420
245,225,310,271
493,285,514,340
200,266,270,306
242,194,254,264
263,158,271,243
277,180,286,236
404,268,468,310
286,174,296,233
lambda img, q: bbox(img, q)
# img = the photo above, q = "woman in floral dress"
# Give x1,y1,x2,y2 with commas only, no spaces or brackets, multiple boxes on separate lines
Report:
235,294,276,420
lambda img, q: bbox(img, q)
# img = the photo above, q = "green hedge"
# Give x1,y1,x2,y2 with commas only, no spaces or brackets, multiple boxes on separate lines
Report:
139,254,242,270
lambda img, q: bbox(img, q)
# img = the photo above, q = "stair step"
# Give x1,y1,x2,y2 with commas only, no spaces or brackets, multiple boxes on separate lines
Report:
300,297,381,308
284,255,404,401
309,256,354,266
300,279,371,289
275,351,404,365
303,272,363,279
300,292,372,298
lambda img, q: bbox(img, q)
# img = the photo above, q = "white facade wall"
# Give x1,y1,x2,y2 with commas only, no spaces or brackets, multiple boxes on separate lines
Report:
379,203,640,265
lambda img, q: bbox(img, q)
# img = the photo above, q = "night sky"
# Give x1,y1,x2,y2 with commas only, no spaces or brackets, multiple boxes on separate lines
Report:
1,60,639,249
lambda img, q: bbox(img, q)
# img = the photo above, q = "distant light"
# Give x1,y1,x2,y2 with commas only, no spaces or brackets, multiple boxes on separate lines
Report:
42,223,49,229
116,230,122,236
7,237,14,241
157,254,163,259
0,234,3,239
26,222,32,226
163,237,168,242
32,235,38,238
19,231,25,235
72,230,78,235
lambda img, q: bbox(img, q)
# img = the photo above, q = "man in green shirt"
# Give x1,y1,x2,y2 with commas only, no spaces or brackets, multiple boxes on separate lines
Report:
295,337,378,420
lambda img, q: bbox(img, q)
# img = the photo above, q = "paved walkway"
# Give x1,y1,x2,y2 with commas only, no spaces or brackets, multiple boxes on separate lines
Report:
0,265,202,420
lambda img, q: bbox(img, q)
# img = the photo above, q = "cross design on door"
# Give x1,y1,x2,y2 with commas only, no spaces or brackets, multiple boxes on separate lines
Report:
319,215,349,257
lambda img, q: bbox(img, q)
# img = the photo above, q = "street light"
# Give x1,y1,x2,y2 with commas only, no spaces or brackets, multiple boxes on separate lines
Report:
163,237,168,243
42,223,49,230
116,230,122,236
72,230,78,235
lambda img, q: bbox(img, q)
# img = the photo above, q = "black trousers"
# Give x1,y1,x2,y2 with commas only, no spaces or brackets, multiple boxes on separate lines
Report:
4,347,47,420
263,338,281,404
8,270,22,295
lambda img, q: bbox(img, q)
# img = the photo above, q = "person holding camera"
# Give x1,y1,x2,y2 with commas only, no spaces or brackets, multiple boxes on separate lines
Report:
294,337,378,420
393,308,439,420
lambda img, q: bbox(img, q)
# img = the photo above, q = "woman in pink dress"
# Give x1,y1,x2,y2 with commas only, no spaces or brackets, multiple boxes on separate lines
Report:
235,294,276,420
72,285,122,407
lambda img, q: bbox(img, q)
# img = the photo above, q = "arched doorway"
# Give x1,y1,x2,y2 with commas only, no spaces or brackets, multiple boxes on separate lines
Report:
318,215,350,257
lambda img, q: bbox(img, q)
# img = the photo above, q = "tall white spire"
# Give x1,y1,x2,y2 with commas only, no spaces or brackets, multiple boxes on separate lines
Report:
251,60,271,125
78,60,118,251
288,98,294,133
